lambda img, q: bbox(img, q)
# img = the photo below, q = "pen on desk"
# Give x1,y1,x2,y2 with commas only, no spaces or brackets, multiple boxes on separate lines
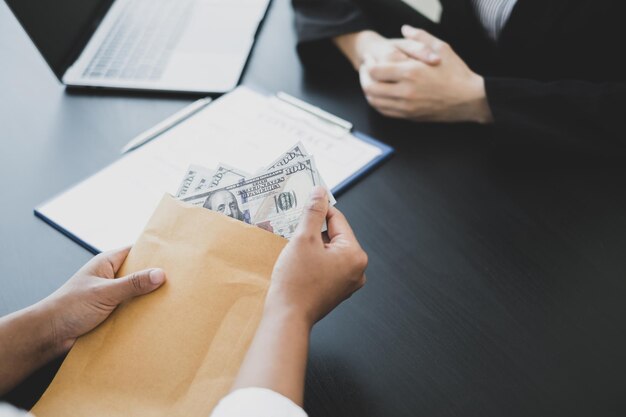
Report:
120,97,213,154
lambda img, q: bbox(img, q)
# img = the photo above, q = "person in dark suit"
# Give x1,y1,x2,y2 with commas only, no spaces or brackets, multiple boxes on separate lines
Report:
292,0,626,144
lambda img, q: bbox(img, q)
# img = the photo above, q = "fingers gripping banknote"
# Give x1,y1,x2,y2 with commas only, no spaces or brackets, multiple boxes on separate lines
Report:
262,142,336,206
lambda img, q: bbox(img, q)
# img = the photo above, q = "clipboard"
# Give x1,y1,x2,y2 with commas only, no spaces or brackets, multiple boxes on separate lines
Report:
35,86,394,254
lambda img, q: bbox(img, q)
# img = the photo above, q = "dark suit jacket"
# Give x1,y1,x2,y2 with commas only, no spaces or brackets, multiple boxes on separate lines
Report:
292,0,626,145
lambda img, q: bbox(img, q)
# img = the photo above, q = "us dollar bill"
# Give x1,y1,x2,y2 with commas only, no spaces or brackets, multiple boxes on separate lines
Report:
262,142,336,205
253,158,328,239
176,165,215,198
179,164,250,206
175,144,335,239
183,158,322,239
188,169,216,195
209,164,250,189
263,142,309,171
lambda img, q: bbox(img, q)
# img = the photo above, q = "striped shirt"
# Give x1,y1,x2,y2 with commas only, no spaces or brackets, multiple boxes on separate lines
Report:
470,0,518,41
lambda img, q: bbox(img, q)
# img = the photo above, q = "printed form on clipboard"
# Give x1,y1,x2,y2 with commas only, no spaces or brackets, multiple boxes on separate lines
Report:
35,86,394,253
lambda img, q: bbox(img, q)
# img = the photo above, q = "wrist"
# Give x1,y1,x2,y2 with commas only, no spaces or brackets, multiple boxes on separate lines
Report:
262,301,314,333
464,74,494,124
10,301,70,363
334,30,381,70
36,297,75,356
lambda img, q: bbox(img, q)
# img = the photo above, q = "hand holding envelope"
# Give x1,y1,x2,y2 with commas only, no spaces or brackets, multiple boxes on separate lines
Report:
32,188,367,417
33,195,288,417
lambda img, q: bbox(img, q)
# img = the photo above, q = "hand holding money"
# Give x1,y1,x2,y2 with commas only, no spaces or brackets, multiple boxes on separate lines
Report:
175,142,336,239
265,186,367,326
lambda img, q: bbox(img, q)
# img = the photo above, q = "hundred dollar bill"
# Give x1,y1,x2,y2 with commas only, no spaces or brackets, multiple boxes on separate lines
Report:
188,168,216,195
176,165,215,198
253,158,326,239
180,164,251,206
182,158,322,239
209,164,249,189
264,142,309,171
262,142,336,205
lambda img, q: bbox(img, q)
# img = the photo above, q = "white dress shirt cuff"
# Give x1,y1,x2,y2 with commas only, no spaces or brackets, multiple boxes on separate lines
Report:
210,388,307,417
0,403,33,417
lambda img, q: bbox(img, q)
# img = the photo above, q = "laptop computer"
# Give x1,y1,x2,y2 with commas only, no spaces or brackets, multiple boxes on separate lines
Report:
6,0,270,94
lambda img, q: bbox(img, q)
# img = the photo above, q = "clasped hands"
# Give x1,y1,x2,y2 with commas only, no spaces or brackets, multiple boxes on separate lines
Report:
336,25,493,124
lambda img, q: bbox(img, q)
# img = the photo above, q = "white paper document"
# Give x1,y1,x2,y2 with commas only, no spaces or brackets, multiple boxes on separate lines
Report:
37,87,385,252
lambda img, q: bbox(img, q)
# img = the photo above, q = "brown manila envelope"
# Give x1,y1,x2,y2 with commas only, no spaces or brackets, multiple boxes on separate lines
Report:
32,194,287,417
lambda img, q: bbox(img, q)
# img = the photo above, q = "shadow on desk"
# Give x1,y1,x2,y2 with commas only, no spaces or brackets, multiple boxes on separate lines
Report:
305,352,374,417
2,356,65,410
64,85,215,100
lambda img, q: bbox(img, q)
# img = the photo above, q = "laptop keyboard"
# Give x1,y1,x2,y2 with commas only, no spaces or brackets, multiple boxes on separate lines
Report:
83,0,195,80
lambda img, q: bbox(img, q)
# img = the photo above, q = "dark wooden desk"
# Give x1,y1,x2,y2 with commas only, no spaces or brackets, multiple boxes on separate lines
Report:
1,1,625,416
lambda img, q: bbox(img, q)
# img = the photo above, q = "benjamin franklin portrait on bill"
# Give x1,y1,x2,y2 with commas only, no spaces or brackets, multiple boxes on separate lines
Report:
203,189,244,221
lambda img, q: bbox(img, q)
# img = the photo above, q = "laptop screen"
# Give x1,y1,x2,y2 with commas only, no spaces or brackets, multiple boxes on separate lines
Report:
5,0,113,79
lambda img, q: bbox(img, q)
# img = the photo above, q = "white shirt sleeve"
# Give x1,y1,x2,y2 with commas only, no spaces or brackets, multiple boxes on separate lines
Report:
1,389,306,417
0,403,33,417
210,388,307,417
